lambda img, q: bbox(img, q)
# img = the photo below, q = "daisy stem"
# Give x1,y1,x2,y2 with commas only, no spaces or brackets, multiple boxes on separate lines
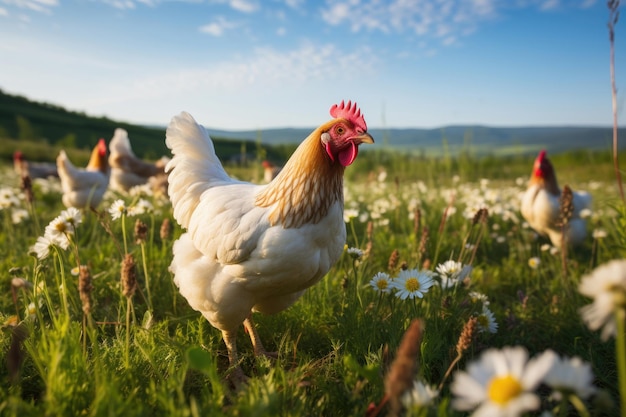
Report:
122,213,128,255
125,297,132,368
616,308,626,417
140,242,152,311
567,394,590,417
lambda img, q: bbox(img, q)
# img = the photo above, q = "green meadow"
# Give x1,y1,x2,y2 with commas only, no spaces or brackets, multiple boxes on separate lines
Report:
0,144,624,416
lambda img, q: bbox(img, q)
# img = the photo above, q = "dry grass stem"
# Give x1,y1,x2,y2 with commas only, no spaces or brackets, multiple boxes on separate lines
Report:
384,319,424,416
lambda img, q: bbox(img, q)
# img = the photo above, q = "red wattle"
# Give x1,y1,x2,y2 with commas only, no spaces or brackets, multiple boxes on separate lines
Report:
338,142,358,167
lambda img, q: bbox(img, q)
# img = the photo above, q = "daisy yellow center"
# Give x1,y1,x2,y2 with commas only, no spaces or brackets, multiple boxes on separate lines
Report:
405,277,421,292
54,222,68,232
477,315,489,327
376,280,388,290
487,375,522,405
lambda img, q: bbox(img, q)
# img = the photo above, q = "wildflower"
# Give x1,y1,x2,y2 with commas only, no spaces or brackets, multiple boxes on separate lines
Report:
578,259,626,340
392,268,435,300
11,208,29,224
25,302,37,319
385,319,424,415
540,244,552,252
476,305,498,334
369,272,393,294
541,350,596,400
388,249,400,272
134,219,148,244
402,379,439,409
121,253,138,298
528,257,540,270
78,265,93,316
60,207,82,227
347,247,363,260
160,218,171,240
45,216,73,249
109,199,127,220
436,260,463,278
469,291,490,305
30,235,55,260
343,208,359,223
592,228,607,239
128,198,153,216
451,346,555,416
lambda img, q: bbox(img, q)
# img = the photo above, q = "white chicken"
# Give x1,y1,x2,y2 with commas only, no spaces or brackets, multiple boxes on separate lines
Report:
57,139,110,209
165,101,374,382
521,150,592,247
108,128,165,193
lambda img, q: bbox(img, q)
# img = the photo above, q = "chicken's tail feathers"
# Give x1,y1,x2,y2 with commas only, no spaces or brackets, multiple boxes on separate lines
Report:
109,128,134,157
56,150,75,177
165,112,230,228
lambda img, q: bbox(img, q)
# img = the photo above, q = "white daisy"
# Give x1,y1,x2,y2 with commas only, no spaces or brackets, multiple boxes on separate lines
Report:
469,291,490,306
44,216,73,250
60,207,82,227
528,257,540,270
11,208,29,224
369,272,393,294
392,269,435,300
541,350,596,400
436,260,463,278
109,199,127,220
347,247,364,259
343,208,359,223
451,346,555,417
30,235,55,260
579,259,626,340
477,305,498,334
402,379,439,408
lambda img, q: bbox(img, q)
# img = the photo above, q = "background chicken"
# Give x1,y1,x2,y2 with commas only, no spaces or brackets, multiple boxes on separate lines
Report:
13,151,58,179
521,150,592,247
57,138,110,209
165,101,373,382
108,128,165,193
261,160,282,183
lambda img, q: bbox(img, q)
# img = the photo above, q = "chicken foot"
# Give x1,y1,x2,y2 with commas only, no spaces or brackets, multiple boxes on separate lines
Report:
243,316,278,360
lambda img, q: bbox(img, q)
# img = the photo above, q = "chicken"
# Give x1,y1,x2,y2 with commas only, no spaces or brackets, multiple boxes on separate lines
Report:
520,150,592,247
261,160,282,183
108,128,165,193
57,139,110,209
13,151,59,179
165,100,374,382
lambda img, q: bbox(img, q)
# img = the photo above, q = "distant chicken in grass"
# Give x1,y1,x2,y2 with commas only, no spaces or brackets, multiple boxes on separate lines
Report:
165,101,374,382
13,151,58,179
108,128,166,193
261,160,282,183
57,139,110,209
521,150,592,247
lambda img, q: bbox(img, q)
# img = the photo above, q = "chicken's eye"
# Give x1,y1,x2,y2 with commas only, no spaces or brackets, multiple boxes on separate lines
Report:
335,126,345,135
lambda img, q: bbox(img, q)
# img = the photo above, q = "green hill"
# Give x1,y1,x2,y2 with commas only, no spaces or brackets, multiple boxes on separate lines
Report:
0,89,289,165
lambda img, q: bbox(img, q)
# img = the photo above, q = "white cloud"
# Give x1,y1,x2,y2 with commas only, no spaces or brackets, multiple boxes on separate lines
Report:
229,0,257,13
81,42,378,108
321,0,499,46
0,7,8,15
0,0,58,13
199,16,238,36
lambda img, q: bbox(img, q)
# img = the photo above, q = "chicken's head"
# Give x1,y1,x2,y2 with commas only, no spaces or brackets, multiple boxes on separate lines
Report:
321,100,374,167
532,150,554,180
87,138,109,173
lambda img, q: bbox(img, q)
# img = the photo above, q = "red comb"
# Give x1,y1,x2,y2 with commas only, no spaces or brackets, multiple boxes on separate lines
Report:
537,150,547,160
330,100,367,132
97,138,107,155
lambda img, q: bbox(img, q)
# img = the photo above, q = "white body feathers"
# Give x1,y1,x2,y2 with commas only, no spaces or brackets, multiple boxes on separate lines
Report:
56,150,109,209
165,112,346,333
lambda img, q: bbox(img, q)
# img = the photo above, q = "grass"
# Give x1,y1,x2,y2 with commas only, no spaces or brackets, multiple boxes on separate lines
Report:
0,148,624,416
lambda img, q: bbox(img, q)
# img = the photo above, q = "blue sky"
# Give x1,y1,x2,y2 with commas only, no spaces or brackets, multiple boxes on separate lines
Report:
0,0,623,130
